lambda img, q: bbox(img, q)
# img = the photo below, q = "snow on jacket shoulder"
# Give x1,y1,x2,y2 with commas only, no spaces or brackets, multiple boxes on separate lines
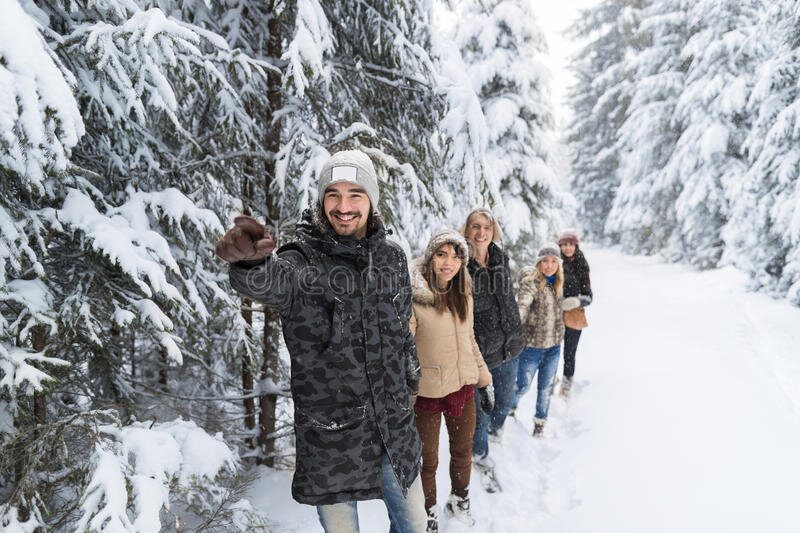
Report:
228,209,421,507
409,259,491,398
517,275,564,349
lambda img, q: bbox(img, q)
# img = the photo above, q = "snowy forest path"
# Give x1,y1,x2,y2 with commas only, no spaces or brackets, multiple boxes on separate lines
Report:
248,246,800,532
520,245,800,533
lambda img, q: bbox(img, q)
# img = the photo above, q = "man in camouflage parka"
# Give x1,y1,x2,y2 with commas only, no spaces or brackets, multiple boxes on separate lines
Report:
216,150,426,533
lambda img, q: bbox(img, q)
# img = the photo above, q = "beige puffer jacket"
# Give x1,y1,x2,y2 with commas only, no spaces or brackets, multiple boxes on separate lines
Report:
517,275,564,348
409,260,492,398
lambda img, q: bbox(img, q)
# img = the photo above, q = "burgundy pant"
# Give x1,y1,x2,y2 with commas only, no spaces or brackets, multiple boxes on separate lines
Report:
414,399,476,511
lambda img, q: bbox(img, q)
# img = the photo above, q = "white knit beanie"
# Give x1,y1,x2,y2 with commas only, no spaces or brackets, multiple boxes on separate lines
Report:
317,150,380,213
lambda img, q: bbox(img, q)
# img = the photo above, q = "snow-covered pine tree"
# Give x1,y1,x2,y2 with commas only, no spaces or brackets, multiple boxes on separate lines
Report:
604,0,688,254
1,2,86,525
658,0,763,268
725,0,800,303
36,0,261,425
454,0,565,262
567,0,646,240
2,0,270,528
0,2,81,506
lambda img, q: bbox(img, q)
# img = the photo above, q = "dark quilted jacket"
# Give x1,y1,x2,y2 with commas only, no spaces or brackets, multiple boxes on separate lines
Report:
562,248,592,303
467,243,524,369
229,210,422,505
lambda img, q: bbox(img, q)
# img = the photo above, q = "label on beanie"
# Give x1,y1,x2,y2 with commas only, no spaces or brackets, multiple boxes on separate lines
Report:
331,166,358,182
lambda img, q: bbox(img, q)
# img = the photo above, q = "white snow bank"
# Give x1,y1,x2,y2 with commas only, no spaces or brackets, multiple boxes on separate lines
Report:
76,419,239,533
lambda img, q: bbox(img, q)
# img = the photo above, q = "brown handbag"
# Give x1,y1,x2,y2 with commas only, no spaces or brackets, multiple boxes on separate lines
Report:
563,307,588,330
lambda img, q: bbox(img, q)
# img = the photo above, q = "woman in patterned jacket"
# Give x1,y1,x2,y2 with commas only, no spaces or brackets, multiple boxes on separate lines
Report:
511,243,565,437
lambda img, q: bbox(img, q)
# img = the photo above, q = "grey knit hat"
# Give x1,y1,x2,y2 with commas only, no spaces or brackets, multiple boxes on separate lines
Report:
317,150,380,213
536,243,563,265
424,229,470,265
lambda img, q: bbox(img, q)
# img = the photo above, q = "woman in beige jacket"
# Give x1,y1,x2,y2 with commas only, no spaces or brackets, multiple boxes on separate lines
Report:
410,229,492,532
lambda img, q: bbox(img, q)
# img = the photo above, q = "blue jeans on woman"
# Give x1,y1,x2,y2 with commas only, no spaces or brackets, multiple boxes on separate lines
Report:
512,345,561,421
316,453,427,533
472,356,519,458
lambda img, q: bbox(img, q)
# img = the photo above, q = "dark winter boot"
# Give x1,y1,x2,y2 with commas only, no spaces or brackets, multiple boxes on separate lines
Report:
533,419,545,437
426,507,438,533
444,492,476,526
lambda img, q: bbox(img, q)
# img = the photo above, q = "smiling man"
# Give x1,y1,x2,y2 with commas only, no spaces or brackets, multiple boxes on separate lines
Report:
215,149,426,533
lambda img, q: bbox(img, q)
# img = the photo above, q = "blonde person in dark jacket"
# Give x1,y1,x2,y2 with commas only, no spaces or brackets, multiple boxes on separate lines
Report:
461,208,523,494
410,229,493,532
511,243,565,437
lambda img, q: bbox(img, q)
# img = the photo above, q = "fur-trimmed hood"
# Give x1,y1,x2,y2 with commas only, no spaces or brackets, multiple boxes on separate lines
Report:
410,258,435,306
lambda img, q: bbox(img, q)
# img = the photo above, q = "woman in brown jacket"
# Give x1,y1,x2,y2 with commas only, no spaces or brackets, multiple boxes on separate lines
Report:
511,243,565,437
410,229,493,533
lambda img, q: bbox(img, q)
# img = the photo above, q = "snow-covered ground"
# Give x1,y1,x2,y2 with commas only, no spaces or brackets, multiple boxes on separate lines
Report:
248,245,800,532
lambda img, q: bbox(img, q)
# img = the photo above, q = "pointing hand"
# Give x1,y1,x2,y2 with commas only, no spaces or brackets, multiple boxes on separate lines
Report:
215,215,276,262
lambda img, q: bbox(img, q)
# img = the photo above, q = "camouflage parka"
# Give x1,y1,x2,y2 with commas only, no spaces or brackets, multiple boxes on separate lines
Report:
229,209,422,505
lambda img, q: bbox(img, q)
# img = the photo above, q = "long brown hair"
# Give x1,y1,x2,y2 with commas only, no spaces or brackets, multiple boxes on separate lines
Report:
423,243,471,322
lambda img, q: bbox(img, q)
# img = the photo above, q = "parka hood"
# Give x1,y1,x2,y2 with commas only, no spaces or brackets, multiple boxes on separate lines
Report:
410,258,435,306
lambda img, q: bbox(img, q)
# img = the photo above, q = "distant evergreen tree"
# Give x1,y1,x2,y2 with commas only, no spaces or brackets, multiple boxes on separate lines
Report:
604,0,688,254
662,0,763,268
726,0,800,302
567,0,646,240
568,0,800,307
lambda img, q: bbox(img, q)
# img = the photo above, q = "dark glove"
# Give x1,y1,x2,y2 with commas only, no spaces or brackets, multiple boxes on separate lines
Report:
215,215,276,262
405,352,421,393
578,294,592,307
478,384,495,415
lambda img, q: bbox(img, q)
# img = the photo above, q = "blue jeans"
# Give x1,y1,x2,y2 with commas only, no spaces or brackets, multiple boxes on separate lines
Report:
512,345,561,421
473,357,519,458
316,454,427,533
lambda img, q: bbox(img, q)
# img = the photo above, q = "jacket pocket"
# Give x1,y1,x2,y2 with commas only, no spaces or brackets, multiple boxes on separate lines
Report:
331,297,346,342
419,365,442,395
390,389,414,412
295,403,367,431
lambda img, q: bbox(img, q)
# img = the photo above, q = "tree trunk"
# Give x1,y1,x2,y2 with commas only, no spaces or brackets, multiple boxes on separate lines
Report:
31,325,47,428
159,346,168,389
241,166,257,446
13,326,48,520
258,307,281,466
257,6,283,467
241,298,256,444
